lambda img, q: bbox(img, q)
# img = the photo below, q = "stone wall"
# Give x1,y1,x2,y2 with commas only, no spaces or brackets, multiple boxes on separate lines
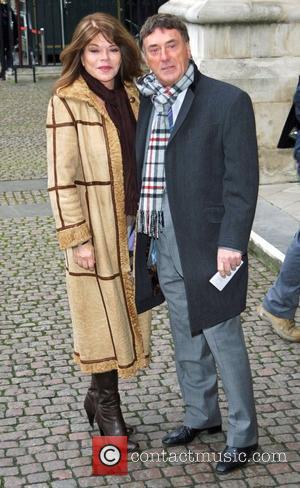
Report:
159,0,300,183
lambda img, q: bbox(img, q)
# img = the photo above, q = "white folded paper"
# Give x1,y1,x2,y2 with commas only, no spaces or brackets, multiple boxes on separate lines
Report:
209,261,244,291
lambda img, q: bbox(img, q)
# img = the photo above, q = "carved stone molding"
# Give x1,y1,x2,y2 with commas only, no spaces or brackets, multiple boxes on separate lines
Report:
160,0,300,24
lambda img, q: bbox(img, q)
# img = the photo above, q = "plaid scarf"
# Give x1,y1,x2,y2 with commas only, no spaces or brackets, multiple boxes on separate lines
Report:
136,62,194,237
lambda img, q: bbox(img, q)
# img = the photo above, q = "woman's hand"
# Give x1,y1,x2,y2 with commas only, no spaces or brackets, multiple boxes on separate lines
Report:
72,241,95,270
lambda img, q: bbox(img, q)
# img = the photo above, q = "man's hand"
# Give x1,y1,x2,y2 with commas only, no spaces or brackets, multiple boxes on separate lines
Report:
217,248,242,278
72,241,95,271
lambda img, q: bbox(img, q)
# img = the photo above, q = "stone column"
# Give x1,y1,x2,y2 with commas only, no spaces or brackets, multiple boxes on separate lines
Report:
159,0,300,183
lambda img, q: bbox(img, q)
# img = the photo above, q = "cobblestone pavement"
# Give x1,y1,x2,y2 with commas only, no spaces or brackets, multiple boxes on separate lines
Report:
1,80,300,488
0,80,53,181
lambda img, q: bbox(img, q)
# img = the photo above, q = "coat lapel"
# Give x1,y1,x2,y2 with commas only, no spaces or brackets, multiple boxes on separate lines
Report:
136,96,152,185
168,88,195,145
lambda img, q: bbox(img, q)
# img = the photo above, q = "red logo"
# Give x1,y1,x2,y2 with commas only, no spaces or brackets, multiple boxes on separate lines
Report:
92,436,128,476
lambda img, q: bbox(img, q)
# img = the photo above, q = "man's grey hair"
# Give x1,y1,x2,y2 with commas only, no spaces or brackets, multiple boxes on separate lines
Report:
139,13,190,49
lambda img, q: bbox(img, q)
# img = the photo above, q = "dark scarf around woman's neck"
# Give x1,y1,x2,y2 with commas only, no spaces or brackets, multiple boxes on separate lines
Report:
80,65,139,216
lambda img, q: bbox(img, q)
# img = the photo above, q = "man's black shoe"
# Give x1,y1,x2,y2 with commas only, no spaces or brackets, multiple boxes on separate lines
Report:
162,424,222,447
215,443,258,474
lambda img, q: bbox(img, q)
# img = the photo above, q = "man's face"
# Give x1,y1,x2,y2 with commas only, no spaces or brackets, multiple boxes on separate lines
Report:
142,28,191,87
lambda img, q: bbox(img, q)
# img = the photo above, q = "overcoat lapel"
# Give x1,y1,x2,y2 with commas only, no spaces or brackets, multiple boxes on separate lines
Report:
168,88,195,144
136,96,152,185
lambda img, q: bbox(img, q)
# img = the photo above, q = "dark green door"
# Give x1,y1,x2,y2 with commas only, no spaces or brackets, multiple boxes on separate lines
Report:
63,0,119,44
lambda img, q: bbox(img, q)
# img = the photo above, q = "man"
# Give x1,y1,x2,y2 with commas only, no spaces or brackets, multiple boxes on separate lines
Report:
0,0,18,79
258,80,300,342
258,231,300,342
134,14,259,474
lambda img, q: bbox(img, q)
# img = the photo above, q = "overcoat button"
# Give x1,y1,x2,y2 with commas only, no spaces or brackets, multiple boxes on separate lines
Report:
129,97,135,103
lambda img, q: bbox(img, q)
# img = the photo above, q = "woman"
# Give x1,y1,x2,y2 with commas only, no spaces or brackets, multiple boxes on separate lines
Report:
47,13,162,451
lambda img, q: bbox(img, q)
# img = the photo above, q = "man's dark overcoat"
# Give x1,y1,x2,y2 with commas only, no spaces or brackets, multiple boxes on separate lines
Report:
135,66,259,336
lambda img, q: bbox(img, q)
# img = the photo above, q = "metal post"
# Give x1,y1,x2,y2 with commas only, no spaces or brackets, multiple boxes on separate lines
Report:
116,0,121,21
40,27,45,65
15,0,22,66
34,0,40,63
24,0,32,66
30,49,35,82
0,3,4,78
7,0,14,71
59,0,65,48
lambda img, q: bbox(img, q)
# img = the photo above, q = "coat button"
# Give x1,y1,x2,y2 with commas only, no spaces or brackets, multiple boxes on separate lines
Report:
129,96,135,103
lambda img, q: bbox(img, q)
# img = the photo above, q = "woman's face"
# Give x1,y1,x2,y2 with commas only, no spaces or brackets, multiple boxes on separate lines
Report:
81,33,122,89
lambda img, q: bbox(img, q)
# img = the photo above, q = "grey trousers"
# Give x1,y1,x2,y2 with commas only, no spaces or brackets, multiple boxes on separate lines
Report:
263,230,300,319
155,194,258,447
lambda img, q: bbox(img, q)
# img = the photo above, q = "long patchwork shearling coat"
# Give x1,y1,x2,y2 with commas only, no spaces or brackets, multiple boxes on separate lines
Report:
46,77,151,378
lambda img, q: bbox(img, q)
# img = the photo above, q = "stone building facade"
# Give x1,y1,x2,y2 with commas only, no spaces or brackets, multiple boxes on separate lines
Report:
160,0,300,183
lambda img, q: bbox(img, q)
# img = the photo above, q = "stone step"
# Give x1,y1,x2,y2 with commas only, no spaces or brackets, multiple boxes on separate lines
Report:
6,65,61,81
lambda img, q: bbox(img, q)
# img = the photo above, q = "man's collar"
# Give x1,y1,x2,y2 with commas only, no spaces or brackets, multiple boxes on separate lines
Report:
189,60,200,92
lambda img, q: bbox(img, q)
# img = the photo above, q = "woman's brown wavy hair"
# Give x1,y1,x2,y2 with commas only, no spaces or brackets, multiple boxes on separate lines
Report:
54,12,142,93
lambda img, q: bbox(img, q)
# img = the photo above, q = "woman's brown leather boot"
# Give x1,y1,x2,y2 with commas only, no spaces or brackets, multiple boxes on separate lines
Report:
84,373,135,435
87,370,138,451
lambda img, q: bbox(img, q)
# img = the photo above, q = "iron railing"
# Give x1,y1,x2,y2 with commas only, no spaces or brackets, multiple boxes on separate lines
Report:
0,0,167,77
